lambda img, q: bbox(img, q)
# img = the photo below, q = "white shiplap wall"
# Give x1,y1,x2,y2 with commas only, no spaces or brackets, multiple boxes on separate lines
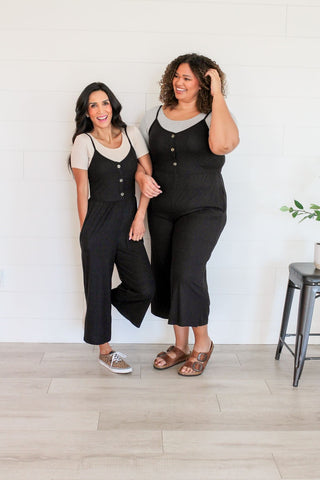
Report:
0,0,320,343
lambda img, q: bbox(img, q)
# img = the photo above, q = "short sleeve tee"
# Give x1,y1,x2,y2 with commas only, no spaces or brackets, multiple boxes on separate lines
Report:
71,125,149,170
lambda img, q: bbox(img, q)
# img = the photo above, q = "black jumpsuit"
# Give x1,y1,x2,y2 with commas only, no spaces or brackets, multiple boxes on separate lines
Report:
147,108,226,327
79,131,154,345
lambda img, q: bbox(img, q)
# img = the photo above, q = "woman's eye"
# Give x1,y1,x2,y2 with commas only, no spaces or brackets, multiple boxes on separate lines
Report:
103,101,110,106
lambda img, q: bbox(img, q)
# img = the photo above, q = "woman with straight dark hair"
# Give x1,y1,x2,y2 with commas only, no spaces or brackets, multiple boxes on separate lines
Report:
138,53,239,376
70,82,160,374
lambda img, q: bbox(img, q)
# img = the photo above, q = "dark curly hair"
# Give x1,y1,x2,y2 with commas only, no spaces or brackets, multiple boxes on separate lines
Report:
68,82,126,169
159,53,226,114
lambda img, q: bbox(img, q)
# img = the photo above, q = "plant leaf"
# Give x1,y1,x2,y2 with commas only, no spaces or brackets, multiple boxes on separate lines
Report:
292,211,299,218
294,200,304,209
280,206,289,211
310,204,320,210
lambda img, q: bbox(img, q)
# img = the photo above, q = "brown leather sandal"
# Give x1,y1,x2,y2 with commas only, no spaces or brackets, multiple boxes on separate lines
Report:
178,341,214,377
153,345,190,370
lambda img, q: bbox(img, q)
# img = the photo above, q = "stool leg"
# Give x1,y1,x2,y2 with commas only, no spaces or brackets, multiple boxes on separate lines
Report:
293,285,316,387
275,280,295,360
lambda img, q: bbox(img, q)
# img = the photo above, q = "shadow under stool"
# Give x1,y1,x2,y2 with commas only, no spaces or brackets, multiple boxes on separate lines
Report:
275,262,320,387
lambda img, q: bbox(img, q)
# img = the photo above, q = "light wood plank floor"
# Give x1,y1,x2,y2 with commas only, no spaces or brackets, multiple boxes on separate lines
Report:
0,342,320,480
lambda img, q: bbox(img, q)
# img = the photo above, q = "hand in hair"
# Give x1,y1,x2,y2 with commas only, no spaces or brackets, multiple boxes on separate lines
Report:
205,69,222,97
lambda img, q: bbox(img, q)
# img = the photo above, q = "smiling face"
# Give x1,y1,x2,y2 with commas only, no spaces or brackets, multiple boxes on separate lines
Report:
87,90,112,130
172,63,200,103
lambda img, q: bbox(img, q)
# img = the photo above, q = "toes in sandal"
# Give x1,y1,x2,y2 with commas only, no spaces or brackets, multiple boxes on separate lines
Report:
153,345,190,370
178,341,214,377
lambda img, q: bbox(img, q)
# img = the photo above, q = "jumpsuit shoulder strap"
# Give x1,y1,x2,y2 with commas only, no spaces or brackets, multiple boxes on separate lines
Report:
148,105,162,135
123,126,134,149
155,105,162,119
85,133,96,150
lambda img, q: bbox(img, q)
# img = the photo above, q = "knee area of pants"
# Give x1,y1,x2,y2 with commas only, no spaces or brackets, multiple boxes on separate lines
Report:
146,282,156,301
141,278,156,301
171,268,200,285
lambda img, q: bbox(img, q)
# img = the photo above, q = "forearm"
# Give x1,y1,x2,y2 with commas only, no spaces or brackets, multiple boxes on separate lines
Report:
135,153,153,187
208,93,239,155
76,190,88,229
72,168,89,229
135,193,150,220
135,164,147,189
138,153,153,176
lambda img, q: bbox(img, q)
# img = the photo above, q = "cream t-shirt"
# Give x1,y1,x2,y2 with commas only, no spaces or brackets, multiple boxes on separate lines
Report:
71,125,149,169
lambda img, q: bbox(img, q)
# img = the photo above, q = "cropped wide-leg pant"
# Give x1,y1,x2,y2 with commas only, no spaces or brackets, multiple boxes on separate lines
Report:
148,207,226,327
80,198,154,345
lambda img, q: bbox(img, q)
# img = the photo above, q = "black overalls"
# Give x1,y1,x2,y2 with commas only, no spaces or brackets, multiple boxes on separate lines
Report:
80,130,154,345
148,108,226,327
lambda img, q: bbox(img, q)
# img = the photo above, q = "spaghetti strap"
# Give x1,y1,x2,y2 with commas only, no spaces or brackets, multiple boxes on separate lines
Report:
155,105,162,120
148,105,162,135
123,127,133,149
204,111,211,120
85,133,96,150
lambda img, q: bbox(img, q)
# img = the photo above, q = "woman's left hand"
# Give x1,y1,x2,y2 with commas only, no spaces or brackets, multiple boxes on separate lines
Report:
205,68,222,97
129,214,145,241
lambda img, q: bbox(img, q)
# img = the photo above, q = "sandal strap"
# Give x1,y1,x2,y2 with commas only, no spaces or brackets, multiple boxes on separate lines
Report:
191,350,209,362
190,342,214,363
167,345,186,357
182,360,204,373
157,345,188,363
156,351,171,362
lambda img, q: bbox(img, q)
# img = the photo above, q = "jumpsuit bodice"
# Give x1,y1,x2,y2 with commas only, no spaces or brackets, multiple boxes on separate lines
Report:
148,110,227,214
86,130,137,203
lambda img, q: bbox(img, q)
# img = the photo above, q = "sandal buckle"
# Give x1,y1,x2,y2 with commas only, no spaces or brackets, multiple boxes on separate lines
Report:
192,361,203,372
197,352,208,362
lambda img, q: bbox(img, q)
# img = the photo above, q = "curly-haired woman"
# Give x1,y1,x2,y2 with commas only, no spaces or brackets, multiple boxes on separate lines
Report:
69,82,160,374
138,53,239,376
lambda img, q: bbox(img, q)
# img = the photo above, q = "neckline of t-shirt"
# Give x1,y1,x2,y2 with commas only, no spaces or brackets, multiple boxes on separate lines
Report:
88,131,125,152
160,107,206,123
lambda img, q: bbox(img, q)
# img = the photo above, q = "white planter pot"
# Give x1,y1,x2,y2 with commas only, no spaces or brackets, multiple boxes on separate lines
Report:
314,242,320,269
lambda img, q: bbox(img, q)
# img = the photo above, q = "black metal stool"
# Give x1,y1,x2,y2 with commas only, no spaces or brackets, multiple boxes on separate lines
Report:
275,262,320,386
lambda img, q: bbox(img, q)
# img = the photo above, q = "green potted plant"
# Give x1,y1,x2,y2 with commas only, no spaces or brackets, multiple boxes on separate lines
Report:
280,200,320,269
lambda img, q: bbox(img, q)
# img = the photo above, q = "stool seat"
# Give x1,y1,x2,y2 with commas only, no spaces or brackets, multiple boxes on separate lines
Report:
275,262,320,387
289,262,320,286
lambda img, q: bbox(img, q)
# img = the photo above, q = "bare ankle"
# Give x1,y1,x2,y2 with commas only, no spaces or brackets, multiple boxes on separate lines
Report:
176,344,190,354
99,343,112,355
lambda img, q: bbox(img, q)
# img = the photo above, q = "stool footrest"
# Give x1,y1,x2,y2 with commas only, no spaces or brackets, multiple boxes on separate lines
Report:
280,340,320,361
282,341,295,357
285,333,320,337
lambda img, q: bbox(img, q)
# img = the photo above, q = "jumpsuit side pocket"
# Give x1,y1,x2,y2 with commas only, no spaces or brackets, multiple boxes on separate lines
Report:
79,212,89,242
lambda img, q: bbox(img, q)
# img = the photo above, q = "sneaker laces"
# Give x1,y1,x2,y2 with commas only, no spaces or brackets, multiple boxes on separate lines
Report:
110,351,127,366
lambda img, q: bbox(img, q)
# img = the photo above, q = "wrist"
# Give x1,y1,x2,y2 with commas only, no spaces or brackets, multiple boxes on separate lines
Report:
135,209,146,219
212,91,224,101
